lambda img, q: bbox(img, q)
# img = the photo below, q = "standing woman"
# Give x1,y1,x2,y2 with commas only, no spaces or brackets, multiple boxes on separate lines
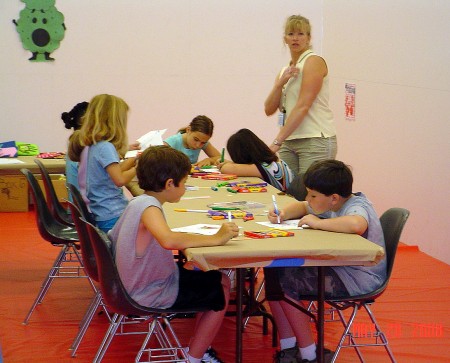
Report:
264,15,337,176
68,94,137,232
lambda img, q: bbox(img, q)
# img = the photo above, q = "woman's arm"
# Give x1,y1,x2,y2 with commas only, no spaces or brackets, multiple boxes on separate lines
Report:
219,162,262,177
270,56,327,150
140,206,239,251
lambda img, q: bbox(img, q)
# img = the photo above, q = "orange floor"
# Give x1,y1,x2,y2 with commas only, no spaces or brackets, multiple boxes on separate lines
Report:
0,210,449,362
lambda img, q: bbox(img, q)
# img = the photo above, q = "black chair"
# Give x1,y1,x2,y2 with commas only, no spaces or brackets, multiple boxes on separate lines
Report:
67,183,95,225
326,208,410,362
264,208,410,363
20,169,96,325
34,158,73,226
83,219,208,362
66,201,106,355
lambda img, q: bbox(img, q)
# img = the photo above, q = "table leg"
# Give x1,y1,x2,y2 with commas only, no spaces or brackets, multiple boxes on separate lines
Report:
317,266,325,363
235,268,243,363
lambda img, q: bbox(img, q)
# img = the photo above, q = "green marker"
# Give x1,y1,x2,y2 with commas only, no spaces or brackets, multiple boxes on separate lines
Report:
220,148,225,163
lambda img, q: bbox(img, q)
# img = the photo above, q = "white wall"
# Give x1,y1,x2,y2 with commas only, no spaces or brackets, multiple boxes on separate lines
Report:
323,0,450,263
1,1,449,264
0,0,322,151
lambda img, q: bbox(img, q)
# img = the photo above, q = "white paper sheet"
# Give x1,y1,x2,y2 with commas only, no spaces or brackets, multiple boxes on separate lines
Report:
125,129,167,158
256,219,304,230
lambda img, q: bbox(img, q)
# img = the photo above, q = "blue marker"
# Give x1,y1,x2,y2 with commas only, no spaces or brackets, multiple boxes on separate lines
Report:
272,195,281,224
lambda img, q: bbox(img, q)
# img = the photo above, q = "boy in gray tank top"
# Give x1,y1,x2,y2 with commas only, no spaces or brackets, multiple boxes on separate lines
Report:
109,145,239,363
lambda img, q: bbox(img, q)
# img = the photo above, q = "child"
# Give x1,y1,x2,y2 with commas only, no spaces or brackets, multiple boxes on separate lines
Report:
164,115,221,167
266,159,386,363
218,128,294,192
109,145,238,363
61,101,89,197
68,94,137,233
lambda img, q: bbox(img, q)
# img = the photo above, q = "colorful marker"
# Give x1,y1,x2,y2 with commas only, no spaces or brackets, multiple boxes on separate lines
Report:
272,195,281,224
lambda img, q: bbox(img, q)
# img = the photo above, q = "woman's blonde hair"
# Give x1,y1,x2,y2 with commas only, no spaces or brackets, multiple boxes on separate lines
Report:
284,15,311,36
76,94,130,158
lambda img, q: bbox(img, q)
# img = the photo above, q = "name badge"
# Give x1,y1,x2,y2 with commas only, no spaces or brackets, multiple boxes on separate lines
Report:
278,112,286,127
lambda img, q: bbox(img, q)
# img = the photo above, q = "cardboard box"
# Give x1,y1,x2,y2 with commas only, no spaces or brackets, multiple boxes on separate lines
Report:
0,174,29,212
36,174,68,203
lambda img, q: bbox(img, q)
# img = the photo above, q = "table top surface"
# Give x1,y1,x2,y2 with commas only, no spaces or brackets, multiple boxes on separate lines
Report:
160,175,385,271
0,156,66,175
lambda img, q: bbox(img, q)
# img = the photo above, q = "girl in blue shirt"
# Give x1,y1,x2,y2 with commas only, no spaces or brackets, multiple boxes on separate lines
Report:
68,94,137,232
164,115,221,167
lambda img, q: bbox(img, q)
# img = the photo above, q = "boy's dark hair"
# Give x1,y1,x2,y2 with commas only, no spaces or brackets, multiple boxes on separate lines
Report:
137,145,191,192
61,101,89,130
227,128,278,165
303,160,353,197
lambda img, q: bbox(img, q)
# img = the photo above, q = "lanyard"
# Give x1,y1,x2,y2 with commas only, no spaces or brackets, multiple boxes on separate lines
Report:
281,50,314,113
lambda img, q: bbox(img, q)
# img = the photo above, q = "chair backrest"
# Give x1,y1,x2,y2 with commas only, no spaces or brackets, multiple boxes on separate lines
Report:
84,220,202,317
67,183,95,225
34,158,73,225
67,201,98,281
379,207,410,279
20,168,78,245
84,220,158,317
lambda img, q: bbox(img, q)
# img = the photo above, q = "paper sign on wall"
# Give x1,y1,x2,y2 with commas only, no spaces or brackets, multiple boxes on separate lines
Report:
345,83,356,121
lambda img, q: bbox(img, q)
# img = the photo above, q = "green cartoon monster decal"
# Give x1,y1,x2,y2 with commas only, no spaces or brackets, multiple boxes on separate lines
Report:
13,0,66,62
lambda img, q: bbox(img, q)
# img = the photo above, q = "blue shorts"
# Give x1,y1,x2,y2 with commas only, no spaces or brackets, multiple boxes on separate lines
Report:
96,216,120,233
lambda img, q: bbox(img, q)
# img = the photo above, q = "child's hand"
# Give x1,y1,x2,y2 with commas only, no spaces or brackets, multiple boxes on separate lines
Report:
195,159,211,168
129,141,140,151
298,214,321,229
268,208,284,224
216,222,239,244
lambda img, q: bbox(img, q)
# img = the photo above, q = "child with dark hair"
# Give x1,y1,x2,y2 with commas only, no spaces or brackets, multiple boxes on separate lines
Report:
61,101,89,196
164,115,221,167
109,145,238,363
266,159,386,363
218,128,294,192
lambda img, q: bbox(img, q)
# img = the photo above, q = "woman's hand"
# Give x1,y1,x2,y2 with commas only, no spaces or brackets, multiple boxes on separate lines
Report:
278,66,299,87
269,143,281,153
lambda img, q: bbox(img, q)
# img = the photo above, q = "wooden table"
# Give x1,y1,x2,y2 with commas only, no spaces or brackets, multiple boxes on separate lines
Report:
161,176,385,363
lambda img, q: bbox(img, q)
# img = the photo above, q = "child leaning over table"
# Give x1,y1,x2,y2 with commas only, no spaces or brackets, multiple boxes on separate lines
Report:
265,159,387,363
108,145,239,363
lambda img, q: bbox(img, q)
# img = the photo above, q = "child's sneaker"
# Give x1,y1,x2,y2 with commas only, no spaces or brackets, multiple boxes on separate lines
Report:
201,347,224,363
273,345,300,363
300,348,334,363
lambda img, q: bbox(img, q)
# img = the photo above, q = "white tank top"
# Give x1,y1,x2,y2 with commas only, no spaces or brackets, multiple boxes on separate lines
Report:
281,51,336,139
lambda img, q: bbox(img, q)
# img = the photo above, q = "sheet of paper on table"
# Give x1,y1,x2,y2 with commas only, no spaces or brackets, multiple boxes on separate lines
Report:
172,224,221,235
172,224,243,236
256,219,304,230
0,159,25,165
